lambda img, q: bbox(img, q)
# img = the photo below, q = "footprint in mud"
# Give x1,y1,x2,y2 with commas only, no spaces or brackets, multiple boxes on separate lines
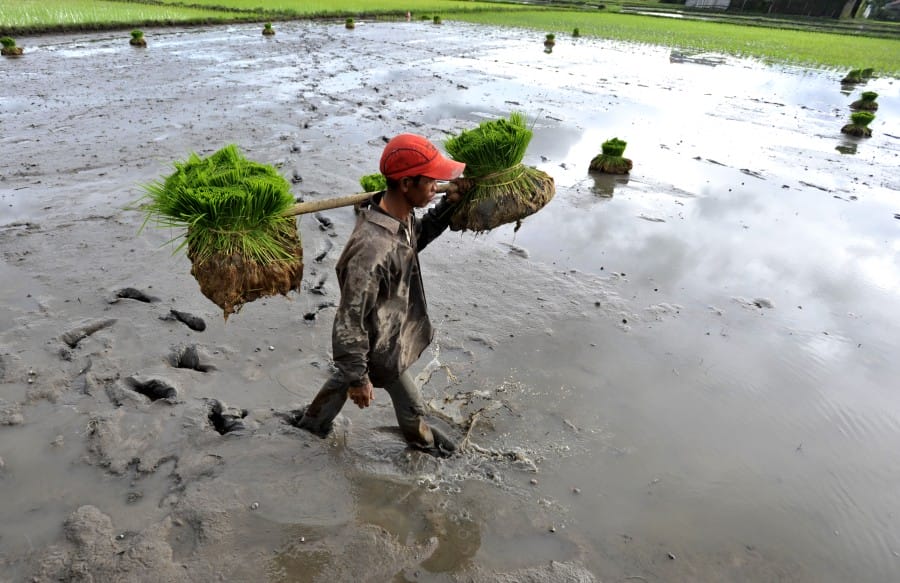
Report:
159,309,206,332
303,301,336,321
109,287,159,303
314,212,334,231
125,375,179,403
207,399,248,435
168,345,215,372
314,238,334,263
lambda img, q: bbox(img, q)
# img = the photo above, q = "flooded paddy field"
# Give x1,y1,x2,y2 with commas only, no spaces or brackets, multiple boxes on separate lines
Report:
1,19,898,582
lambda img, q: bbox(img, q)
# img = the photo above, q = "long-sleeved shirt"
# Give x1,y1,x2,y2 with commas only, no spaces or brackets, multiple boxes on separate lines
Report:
331,192,455,387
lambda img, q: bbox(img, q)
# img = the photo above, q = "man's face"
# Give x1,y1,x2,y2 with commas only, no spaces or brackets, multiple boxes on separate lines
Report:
402,176,438,208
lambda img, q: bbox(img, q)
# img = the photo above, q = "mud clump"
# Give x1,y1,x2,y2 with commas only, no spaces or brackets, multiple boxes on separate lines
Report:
188,225,303,320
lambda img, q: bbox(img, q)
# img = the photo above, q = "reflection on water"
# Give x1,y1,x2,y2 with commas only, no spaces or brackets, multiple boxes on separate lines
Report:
589,173,629,198
835,141,858,154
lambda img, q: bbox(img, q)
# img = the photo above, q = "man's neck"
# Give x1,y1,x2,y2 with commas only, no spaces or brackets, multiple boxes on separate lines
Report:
378,189,412,222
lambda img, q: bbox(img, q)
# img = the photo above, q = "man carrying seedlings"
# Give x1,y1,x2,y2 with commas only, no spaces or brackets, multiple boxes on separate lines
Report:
298,134,466,457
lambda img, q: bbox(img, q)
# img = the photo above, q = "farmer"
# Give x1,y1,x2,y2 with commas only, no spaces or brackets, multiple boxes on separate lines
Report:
298,134,466,456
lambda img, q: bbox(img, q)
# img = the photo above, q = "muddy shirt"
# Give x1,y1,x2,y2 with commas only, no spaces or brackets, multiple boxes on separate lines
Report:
332,192,456,387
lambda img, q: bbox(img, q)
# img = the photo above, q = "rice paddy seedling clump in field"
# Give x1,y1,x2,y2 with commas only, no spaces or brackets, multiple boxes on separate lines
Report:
129,30,146,47
263,22,275,36
1,37,24,56
433,15,442,24
841,111,876,137
590,138,633,174
444,112,555,232
573,27,581,38
345,18,355,29
138,144,303,318
544,33,556,46
842,68,875,84
850,91,879,111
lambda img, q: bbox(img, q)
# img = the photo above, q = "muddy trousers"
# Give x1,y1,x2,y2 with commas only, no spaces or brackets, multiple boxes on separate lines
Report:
298,370,437,448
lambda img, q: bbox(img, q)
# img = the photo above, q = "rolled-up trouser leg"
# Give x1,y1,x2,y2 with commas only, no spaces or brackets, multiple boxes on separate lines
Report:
298,375,348,437
384,371,433,447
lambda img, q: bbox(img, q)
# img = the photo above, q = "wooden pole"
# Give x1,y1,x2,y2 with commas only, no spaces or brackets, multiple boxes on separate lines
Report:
283,183,454,217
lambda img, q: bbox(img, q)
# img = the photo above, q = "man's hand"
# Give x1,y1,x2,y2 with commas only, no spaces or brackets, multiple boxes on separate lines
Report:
348,381,375,409
446,178,475,205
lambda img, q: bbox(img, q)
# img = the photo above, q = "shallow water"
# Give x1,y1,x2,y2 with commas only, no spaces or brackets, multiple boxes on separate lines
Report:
1,20,899,582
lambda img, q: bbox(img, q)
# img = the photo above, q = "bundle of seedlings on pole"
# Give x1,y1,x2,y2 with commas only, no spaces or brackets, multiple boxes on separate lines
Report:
841,111,876,137
359,173,387,193
262,22,275,36
850,91,879,112
1,37,23,56
137,145,303,319
129,30,146,47
443,112,555,232
590,138,633,174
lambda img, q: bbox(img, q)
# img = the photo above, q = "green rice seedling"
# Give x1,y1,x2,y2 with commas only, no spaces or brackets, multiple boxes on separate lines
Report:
137,144,303,318
444,112,555,232
841,68,864,83
841,111,876,137
590,138,633,174
433,15,442,24
544,33,556,47
573,27,581,38
861,67,875,78
1,37,24,56
850,91,879,111
129,29,146,47
263,22,275,36
345,17,355,29
359,173,387,192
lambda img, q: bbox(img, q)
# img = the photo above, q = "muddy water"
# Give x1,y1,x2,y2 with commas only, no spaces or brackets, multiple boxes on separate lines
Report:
1,20,899,582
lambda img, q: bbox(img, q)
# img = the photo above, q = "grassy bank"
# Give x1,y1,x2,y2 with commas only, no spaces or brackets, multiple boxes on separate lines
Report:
0,0,511,35
0,0,254,34
452,9,900,75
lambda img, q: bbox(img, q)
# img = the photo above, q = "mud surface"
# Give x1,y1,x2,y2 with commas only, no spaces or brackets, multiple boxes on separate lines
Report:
2,20,899,582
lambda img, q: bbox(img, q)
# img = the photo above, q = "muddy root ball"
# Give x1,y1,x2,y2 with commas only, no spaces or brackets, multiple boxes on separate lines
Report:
188,224,303,319
840,124,873,138
589,154,633,174
449,166,555,233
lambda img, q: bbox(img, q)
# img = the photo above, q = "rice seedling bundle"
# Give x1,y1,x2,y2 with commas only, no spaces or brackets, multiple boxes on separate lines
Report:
841,111,876,137
443,112,554,232
138,144,303,319
590,138,633,174
359,173,387,192
850,91,878,112
1,37,24,56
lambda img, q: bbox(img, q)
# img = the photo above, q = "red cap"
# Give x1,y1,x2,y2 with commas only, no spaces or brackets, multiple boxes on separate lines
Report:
379,134,465,180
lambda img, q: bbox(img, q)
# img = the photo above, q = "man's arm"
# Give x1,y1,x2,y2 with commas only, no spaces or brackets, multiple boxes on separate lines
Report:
416,179,470,251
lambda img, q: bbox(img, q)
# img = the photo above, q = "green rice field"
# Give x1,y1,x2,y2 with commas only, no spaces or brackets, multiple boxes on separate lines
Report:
0,0,249,31
2,0,898,76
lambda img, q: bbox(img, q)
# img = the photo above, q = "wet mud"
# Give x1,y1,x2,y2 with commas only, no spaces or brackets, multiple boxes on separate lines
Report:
2,19,900,583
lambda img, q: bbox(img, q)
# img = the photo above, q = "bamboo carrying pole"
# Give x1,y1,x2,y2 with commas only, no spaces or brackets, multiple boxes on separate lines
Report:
283,183,455,217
